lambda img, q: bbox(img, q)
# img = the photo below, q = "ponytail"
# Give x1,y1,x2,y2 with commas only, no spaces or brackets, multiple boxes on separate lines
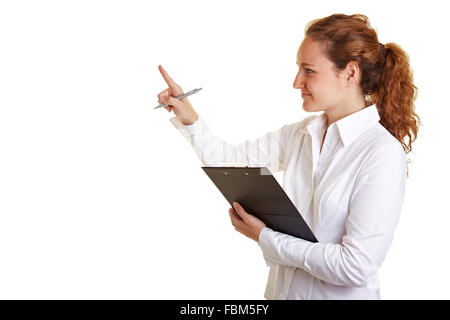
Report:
371,42,421,162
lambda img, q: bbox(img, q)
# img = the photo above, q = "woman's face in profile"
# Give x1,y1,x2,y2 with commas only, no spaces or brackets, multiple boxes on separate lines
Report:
293,37,347,113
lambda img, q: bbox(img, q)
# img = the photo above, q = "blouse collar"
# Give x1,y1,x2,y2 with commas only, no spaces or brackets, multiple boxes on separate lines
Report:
304,104,381,147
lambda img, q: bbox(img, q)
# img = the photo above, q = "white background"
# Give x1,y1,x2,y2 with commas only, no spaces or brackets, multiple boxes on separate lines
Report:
0,0,448,299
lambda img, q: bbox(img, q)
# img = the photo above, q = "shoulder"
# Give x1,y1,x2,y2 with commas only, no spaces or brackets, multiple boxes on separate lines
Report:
368,123,405,156
280,114,319,136
359,123,407,175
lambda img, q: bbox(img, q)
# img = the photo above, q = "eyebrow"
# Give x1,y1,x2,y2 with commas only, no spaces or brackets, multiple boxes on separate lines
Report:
297,62,317,67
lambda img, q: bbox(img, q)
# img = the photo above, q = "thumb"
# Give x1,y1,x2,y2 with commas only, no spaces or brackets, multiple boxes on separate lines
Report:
233,202,247,220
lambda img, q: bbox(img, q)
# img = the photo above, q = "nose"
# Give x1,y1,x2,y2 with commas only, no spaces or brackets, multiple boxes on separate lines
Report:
293,69,306,89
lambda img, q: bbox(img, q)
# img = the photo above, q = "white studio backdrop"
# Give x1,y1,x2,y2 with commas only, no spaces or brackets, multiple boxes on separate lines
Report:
0,0,448,299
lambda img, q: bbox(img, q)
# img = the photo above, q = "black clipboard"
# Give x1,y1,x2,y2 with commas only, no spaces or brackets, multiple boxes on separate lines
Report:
201,167,317,242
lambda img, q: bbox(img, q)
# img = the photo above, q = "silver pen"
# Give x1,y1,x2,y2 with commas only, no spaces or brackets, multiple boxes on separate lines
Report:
153,87,202,109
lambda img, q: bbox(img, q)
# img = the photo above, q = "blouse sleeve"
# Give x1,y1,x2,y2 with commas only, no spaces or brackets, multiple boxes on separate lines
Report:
169,115,289,173
258,142,407,287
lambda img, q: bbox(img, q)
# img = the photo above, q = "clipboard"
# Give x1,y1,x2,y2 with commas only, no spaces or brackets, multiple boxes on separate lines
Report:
201,167,317,242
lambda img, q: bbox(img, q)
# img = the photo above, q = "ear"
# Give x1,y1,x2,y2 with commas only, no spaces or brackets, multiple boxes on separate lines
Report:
343,61,360,85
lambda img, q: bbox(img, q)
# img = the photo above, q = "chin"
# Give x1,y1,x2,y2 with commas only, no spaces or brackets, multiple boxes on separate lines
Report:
302,100,317,112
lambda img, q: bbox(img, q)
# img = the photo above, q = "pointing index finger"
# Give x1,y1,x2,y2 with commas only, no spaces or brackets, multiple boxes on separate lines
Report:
158,65,177,87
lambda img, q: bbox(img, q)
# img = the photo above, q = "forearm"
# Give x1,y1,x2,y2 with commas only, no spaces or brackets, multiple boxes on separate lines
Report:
169,116,284,171
259,228,382,287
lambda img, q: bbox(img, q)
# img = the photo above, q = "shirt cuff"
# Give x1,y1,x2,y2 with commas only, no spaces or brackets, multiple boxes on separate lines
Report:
258,226,313,269
169,116,205,138
258,227,279,267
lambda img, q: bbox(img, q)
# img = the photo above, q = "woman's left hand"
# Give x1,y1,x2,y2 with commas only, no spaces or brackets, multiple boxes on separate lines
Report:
229,202,266,242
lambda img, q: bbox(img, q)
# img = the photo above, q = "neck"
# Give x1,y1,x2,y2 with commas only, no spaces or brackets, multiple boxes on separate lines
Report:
325,96,366,128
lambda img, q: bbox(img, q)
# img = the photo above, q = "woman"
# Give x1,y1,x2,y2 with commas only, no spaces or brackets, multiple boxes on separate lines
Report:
157,13,420,299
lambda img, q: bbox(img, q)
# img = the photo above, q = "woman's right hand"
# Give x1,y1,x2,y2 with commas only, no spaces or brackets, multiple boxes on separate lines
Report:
157,65,199,125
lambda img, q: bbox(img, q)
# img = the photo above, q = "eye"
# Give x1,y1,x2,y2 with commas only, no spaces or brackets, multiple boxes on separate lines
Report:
305,68,314,74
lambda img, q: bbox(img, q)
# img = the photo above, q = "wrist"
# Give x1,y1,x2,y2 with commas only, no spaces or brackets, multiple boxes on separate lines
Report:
182,113,199,126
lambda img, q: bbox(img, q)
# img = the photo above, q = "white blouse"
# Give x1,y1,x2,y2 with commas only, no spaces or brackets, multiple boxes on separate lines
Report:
169,104,407,300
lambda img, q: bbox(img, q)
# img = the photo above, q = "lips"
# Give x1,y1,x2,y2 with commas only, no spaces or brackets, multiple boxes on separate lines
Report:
302,92,311,97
